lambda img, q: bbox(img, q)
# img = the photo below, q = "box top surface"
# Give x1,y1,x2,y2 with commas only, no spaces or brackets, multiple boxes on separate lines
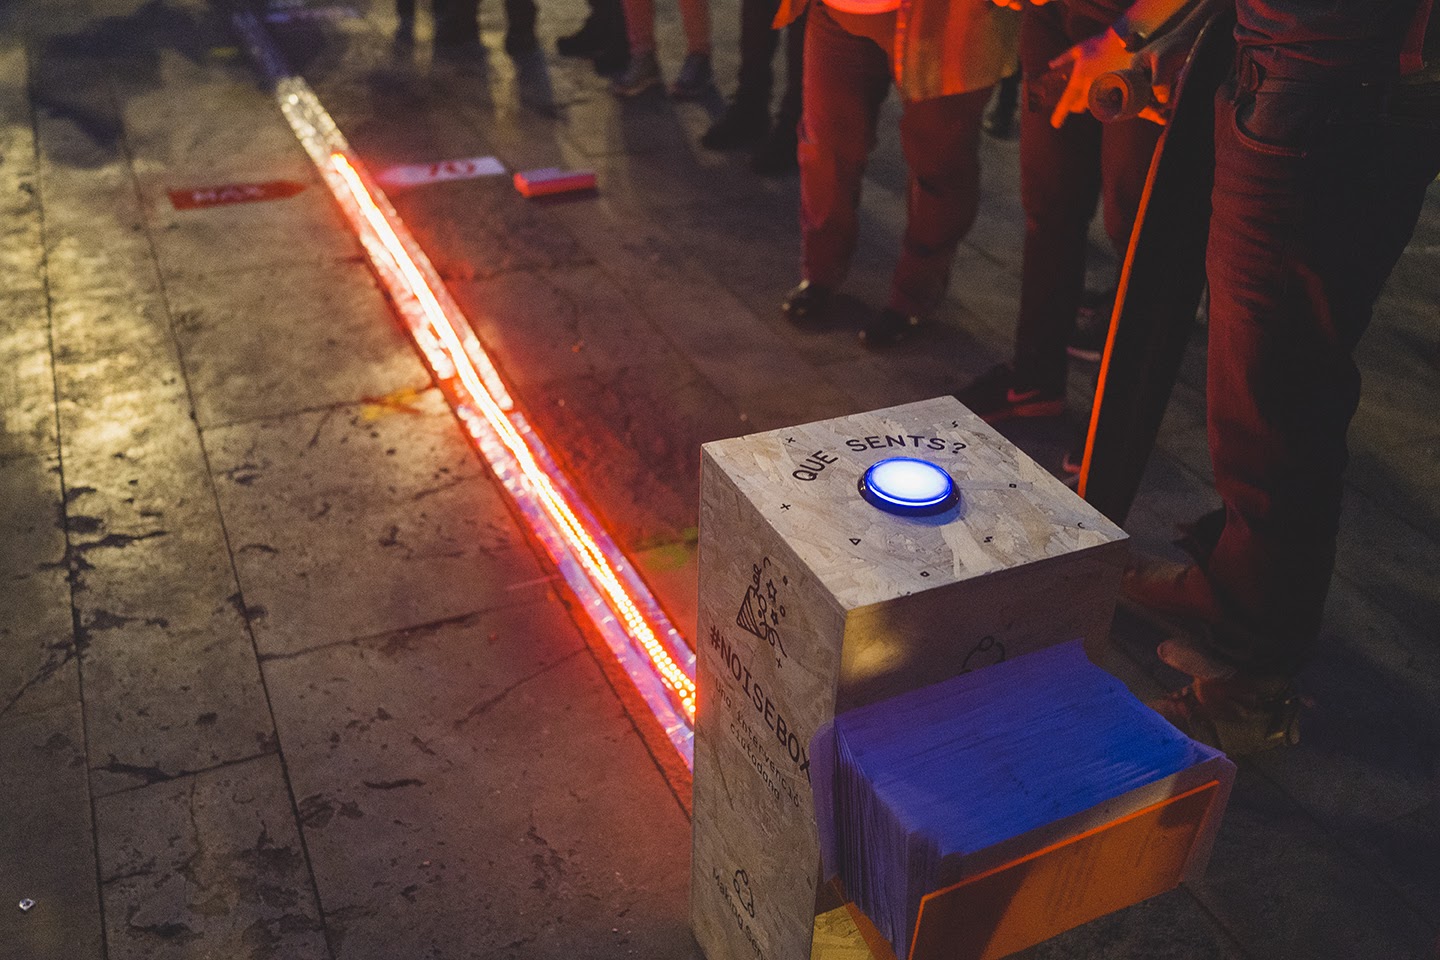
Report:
701,397,1126,610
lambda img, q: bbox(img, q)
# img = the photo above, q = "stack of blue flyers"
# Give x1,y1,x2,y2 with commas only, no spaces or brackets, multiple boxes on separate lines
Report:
809,641,1222,957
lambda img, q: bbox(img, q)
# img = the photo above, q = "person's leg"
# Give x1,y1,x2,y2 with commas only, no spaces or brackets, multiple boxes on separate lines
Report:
611,0,660,93
669,0,713,97
887,85,991,318
736,0,782,107
503,0,537,52
558,0,628,64
1009,4,1104,398
701,0,781,149
1201,75,1440,678
777,10,805,129
1097,114,1161,265
677,0,711,55
796,4,890,293
752,7,807,174
619,0,655,55
433,0,479,44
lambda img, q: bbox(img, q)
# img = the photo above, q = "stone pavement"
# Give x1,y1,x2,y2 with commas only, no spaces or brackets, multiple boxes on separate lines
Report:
0,0,1436,958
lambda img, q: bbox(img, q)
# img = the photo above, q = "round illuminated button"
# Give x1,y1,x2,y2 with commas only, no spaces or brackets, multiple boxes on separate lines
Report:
858,457,958,517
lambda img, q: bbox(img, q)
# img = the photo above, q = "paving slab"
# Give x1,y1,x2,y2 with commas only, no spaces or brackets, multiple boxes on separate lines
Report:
520,365,735,546
141,178,362,286
0,452,77,722
262,596,697,960
27,45,163,303
0,702,103,960
0,291,59,461
1333,486,1440,637
448,264,695,391
166,260,427,429
1191,770,1438,960
57,433,279,796
206,388,545,657
114,52,318,180
0,40,45,296
1013,888,1243,960
95,753,328,960
49,292,191,456
49,292,277,795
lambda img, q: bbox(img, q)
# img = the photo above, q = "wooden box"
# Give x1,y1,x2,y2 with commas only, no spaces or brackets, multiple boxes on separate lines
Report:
691,397,1129,960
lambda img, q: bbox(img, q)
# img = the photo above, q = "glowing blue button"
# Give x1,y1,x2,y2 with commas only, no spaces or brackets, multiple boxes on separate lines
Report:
858,457,958,517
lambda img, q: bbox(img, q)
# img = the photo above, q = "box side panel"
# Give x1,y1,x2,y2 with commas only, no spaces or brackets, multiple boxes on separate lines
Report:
909,780,1222,960
692,454,849,960
836,541,1128,712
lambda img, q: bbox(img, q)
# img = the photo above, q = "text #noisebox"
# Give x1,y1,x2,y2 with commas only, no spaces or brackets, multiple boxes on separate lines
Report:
691,397,1128,960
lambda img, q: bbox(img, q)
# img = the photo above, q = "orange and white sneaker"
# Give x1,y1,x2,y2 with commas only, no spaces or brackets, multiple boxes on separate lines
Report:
1149,636,1310,756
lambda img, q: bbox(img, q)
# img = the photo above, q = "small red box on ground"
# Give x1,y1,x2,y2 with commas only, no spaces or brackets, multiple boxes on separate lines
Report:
513,167,597,198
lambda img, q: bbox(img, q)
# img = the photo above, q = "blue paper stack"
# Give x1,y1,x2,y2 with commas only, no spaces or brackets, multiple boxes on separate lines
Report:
810,641,1226,959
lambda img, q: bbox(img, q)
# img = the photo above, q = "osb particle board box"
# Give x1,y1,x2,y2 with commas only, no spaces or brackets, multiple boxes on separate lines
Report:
691,397,1128,960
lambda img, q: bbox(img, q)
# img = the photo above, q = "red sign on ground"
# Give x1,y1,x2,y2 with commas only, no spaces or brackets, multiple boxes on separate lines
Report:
168,180,306,210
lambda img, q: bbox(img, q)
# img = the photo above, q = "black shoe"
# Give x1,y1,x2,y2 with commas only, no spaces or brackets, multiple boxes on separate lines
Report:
1066,287,1115,361
751,121,798,176
670,53,713,100
611,52,661,97
983,107,1016,140
505,26,538,55
859,307,921,349
556,20,602,57
701,100,770,151
954,363,1066,422
434,24,480,46
592,47,629,75
781,281,832,329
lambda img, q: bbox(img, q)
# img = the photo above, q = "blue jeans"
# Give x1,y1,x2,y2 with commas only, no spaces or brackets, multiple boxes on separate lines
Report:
1199,62,1440,675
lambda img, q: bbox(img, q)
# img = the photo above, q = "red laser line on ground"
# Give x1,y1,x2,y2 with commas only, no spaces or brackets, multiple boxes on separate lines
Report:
328,152,697,721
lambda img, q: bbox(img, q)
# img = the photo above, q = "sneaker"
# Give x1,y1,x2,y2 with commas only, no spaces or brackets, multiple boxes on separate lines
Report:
1150,675,1306,755
591,47,629,76
1121,555,1223,622
859,308,921,349
1149,637,1307,756
1173,506,1225,566
556,19,602,57
953,363,1065,422
1061,436,1085,478
1067,287,1115,361
701,99,770,150
670,53,712,100
611,52,661,97
781,280,833,330
751,119,799,176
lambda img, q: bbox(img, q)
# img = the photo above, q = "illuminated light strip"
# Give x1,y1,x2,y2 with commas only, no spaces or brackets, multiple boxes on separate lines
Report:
233,12,696,765
328,153,697,716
